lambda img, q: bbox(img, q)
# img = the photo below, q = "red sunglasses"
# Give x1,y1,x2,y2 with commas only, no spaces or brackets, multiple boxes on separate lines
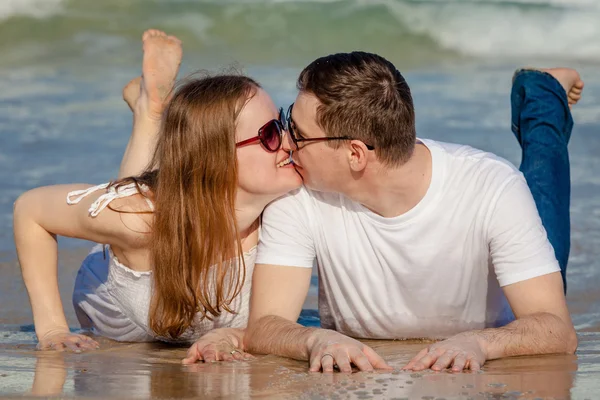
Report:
235,108,285,152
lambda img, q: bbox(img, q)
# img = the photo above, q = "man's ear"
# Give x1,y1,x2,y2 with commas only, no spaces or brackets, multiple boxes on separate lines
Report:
348,140,369,172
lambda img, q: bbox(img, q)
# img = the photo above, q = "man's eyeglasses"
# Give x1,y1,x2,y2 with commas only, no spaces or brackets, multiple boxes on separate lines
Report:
235,108,285,152
286,103,375,150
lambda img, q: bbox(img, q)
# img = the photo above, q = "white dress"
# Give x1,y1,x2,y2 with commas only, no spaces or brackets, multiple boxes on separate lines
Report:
67,183,256,343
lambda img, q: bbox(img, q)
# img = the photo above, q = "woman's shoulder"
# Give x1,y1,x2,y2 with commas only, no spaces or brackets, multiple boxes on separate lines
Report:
106,193,154,249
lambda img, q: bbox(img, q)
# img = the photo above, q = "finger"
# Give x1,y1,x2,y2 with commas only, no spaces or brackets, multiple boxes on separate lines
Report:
182,347,202,365
321,354,335,373
82,336,100,347
403,347,429,370
74,337,97,351
77,341,98,351
231,351,244,361
334,354,352,373
412,348,444,371
182,355,202,365
243,353,255,360
202,349,218,363
363,346,392,370
50,342,66,352
468,358,481,372
348,348,373,372
451,353,468,372
220,352,233,362
431,350,456,371
309,353,324,372
64,341,83,353
330,350,351,373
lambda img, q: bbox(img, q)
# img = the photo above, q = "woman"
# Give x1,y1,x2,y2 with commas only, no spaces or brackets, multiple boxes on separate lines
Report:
13,30,301,361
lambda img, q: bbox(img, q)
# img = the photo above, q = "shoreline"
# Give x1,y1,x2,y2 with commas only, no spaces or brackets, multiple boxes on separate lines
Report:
1,248,600,398
1,335,599,398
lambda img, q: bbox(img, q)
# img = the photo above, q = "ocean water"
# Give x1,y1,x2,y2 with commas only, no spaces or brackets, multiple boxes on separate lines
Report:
1,0,600,334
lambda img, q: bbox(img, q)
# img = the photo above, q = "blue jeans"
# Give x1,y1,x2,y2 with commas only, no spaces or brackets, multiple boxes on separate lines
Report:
511,69,572,293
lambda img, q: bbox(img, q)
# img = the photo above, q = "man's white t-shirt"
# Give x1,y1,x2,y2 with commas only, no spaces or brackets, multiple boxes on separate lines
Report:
256,139,560,339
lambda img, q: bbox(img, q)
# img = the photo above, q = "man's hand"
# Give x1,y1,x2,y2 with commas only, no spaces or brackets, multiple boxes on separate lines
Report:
307,329,392,373
403,331,487,372
182,328,253,364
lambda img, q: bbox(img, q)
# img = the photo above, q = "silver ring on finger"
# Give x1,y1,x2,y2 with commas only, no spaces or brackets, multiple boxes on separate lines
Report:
230,349,242,356
321,353,334,362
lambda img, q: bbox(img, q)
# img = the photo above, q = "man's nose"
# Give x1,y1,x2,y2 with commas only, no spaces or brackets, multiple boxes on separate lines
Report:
281,130,296,152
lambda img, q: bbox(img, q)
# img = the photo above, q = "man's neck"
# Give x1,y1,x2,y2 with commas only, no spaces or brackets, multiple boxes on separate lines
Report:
344,143,432,218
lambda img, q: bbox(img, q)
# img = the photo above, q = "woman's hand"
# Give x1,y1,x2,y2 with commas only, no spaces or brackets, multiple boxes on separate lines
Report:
182,328,253,364
37,330,99,353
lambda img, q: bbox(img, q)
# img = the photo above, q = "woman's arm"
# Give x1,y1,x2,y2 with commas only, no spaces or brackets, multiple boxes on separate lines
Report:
13,184,147,350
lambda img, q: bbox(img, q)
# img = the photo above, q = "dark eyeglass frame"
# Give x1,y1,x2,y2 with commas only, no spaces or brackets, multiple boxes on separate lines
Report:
235,107,285,152
286,103,375,150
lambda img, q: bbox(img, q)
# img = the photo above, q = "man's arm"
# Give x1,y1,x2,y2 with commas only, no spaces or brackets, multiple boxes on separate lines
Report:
245,263,391,373
404,271,575,372
243,189,389,372
482,271,576,359
405,175,575,372
244,263,314,361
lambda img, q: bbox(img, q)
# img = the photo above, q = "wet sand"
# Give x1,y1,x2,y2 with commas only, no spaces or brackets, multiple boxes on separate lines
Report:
2,334,599,399
1,248,600,399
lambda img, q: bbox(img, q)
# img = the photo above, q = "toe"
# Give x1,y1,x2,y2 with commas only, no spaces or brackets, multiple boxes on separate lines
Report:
167,35,182,45
143,29,165,41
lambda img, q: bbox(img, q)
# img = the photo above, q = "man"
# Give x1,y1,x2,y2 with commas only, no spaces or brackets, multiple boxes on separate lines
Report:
243,52,583,372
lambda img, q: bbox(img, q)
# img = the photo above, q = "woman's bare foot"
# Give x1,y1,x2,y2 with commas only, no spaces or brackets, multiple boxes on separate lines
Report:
540,68,584,107
123,76,142,112
117,30,182,179
139,29,183,120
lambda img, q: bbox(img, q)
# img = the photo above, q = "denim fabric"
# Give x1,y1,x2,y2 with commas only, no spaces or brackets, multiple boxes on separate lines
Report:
511,69,572,293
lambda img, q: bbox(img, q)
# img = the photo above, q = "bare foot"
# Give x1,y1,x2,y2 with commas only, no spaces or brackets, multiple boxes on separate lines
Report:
540,68,585,107
139,29,183,120
123,76,142,112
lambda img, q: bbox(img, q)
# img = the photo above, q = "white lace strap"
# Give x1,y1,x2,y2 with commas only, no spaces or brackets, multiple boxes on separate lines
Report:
66,183,110,206
143,196,155,211
66,182,151,217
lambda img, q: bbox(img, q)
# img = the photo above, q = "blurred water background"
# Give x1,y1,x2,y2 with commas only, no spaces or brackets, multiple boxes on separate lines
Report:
0,0,599,333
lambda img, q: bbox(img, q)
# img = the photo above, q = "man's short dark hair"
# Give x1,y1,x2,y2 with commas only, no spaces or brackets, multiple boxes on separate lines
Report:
298,52,416,166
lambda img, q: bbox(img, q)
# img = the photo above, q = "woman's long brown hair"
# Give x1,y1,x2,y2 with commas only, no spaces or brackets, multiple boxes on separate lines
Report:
114,74,260,339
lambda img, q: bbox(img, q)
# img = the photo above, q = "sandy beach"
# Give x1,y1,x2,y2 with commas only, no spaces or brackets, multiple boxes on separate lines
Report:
2,1,600,398
2,336,598,399
1,249,599,399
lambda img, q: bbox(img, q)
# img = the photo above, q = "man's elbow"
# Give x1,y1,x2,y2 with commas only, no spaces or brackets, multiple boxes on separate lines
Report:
554,313,578,354
565,327,578,354
538,312,577,355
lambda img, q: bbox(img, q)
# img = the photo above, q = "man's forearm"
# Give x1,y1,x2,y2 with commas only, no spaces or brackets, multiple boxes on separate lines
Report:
244,315,316,361
476,312,577,360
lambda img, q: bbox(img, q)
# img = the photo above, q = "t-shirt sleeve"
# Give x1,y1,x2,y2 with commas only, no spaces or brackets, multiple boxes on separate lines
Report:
488,175,561,287
256,189,316,268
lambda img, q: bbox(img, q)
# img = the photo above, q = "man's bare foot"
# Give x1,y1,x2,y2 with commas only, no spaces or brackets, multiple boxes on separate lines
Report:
123,76,142,112
540,68,585,107
139,29,183,120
